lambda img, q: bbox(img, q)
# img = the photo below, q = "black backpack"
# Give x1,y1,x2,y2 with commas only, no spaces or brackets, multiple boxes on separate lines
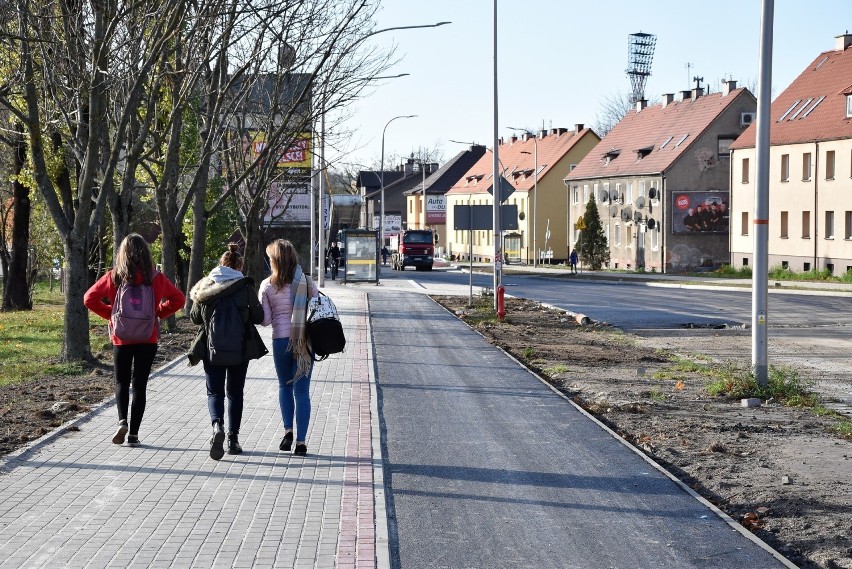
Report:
207,293,244,366
306,293,346,361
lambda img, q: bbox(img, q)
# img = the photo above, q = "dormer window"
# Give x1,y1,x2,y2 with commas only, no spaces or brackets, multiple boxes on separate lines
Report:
636,146,653,159
603,149,620,164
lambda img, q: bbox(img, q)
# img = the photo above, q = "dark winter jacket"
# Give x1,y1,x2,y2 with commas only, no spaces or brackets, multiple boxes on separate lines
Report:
187,268,265,366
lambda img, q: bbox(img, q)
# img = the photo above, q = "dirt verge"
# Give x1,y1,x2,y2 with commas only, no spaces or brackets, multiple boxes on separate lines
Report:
433,295,852,569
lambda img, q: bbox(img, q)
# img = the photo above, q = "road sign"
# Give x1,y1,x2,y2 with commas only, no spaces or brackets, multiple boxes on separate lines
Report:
486,175,515,204
576,216,586,230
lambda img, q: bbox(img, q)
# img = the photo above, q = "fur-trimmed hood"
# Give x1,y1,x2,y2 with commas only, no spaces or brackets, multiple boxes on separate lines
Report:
190,272,254,304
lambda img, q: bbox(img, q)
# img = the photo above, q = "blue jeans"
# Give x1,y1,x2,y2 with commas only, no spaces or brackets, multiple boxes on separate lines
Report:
202,359,248,434
272,338,312,441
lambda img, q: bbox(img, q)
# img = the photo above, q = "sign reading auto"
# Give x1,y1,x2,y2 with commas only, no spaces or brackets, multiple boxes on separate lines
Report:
426,195,446,224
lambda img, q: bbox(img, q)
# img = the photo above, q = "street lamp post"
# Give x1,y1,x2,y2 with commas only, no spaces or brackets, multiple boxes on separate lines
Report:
511,128,538,266
380,114,417,264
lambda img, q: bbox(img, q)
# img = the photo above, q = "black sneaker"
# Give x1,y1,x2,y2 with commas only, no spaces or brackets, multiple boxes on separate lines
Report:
112,422,128,445
293,443,307,456
210,422,225,460
227,433,242,455
279,432,293,451
127,434,139,447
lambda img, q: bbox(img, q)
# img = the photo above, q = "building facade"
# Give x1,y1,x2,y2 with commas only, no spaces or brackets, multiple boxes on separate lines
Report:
566,82,756,272
729,33,852,274
445,126,599,264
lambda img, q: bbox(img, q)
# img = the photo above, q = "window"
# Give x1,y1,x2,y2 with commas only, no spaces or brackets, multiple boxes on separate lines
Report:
573,186,580,205
826,263,835,275
593,183,599,203
802,211,811,238
742,158,750,183
718,137,735,157
743,257,749,266
780,154,789,181
607,182,613,202
741,212,749,236
803,153,812,181
606,224,610,243
625,225,632,247
659,135,673,149
847,95,852,118
826,150,835,180
583,184,589,204
615,224,621,246
782,261,789,269
624,182,631,203
674,134,689,148
804,262,811,271
780,211,788,238
638,180,646,199
846,211,852,239
651,226,659,250
825,211,835,239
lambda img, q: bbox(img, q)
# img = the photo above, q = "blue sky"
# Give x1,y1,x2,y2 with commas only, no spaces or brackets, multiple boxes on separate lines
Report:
330,1,850,171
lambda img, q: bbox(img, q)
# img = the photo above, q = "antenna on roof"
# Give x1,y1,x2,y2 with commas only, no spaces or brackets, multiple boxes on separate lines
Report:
626,32,656,104
693,76,704,90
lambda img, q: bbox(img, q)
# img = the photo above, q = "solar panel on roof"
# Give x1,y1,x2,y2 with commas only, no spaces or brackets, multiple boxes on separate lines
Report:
789,98,813,120
777,100,801,122
800,95,826,118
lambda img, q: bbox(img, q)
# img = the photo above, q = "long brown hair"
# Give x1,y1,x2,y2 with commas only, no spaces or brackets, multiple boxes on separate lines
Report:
266,239,299,289
113,233,155,286
219,243,243,271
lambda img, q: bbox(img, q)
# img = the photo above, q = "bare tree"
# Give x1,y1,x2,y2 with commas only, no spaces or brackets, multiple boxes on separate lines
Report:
593,91,635,138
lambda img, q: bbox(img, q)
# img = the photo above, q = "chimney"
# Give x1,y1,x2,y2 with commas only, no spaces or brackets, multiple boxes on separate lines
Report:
679,90,692,102
498,137,504,145
429,162,439,174
522,132,531,142
722,80,737,96
691,87,704,100
549,128,559,136
555,127,568,135
403,159,413,177
635,99,647,111
575,123,584,134
509,135,518,144
661,93,675,107
836,31,852,51
538,129,547,139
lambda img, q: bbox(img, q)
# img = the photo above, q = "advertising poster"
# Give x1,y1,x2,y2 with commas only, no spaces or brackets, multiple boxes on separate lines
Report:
373,213,402,238
248,131,312,171
266,182,311,225
426,195,447,224
671,191,729,234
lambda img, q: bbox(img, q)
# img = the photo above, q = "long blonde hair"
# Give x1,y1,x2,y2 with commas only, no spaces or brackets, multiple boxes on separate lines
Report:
266,239,299,289
113,233,154,286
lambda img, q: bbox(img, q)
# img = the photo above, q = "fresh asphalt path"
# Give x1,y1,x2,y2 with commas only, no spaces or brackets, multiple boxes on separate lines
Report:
369,290,788,569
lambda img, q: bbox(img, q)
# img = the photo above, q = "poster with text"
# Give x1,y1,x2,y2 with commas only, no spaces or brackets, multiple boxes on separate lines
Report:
671,191,729,234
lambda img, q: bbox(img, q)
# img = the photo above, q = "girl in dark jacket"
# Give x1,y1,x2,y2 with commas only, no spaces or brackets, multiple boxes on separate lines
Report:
84,234,185,447
189,244,265,460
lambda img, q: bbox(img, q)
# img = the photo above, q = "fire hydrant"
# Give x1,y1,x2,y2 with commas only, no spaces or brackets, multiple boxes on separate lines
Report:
496,285,506,320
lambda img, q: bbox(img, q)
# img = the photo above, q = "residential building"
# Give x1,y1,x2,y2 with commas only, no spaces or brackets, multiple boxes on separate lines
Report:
402,144,487,254
445,126,599,264
729,33,852,275
565,82,755,272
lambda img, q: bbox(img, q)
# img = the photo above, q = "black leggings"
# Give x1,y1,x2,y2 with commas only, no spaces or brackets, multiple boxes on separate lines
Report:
113,343,158,435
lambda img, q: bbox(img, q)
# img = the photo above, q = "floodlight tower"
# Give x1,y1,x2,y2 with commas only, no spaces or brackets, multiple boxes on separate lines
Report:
626,32,656,104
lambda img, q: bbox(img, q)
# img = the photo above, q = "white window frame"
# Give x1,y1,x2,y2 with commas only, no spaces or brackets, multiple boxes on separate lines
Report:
825,210,835,239
614,224,621,246
603,182,610,202
651,225,659,250
638,180,646,200
846,95,852,118
583,184,589,204
845,211,852,240
573,186,580,205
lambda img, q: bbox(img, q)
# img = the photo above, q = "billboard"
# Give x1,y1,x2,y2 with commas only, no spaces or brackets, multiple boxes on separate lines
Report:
671,191,729,234
426,195,447,224
266,182,311,225
248,131,312,170
373,213,402,238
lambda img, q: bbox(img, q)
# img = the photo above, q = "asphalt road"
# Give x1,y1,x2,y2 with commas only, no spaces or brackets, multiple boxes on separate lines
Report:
370,290,789,569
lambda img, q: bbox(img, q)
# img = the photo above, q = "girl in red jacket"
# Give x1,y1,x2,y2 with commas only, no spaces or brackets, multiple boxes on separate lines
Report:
84,234,185,446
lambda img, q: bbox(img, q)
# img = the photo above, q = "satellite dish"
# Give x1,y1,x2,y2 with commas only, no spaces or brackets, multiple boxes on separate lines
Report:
634,196,646,210
600,190,609,202
610,205,619,218
609,188,618,201
648,187,657,199
519,211,526,220
621,210,630,222
634,211,643,223
647,218,656,229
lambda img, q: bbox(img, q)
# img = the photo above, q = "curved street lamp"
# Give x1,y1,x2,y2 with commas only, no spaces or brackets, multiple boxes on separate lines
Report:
380,114,417,256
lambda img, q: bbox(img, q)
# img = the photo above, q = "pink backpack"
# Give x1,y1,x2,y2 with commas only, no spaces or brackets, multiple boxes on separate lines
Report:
110,271,158,342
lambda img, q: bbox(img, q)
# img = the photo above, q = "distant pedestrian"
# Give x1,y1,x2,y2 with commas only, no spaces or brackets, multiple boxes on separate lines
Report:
188,243,265,460
327,242,341,280
84,233,185,447
569,249,578,274
259,240,319,456
381,246,389,265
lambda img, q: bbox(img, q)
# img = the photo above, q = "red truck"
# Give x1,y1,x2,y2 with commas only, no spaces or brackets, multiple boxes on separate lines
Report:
389,230,435,271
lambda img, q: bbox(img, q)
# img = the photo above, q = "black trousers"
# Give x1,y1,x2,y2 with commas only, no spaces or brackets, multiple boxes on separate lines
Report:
113,343,158,435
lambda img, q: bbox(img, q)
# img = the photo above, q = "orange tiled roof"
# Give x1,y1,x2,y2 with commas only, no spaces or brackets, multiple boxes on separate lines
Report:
446,128,594,196
730,45,852,149
566,89,751,180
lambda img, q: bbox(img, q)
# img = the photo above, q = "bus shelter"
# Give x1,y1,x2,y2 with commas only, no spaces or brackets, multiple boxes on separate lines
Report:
341,229,379,284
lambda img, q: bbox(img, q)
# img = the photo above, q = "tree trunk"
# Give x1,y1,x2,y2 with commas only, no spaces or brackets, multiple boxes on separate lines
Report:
62,238,93,361
185,158,211,313
3,126,32,310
